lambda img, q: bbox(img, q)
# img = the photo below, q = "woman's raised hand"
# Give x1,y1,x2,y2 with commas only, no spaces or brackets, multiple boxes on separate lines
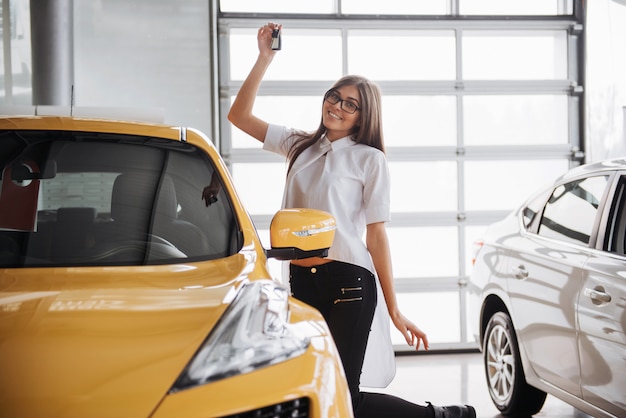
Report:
257,22,282,56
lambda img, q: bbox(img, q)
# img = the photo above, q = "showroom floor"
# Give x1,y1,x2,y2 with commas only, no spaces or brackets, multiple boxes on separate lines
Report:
363,352,592,418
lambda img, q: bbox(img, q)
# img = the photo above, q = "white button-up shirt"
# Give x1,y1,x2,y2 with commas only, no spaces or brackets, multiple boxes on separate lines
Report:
264,124,396,388
263,124,391,274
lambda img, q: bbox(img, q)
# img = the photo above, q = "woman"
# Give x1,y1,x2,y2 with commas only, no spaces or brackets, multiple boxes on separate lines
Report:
228,22,476,418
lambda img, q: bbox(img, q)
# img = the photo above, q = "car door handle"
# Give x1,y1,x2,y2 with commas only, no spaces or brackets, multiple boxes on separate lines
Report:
512,265,529,279
584,286,612,305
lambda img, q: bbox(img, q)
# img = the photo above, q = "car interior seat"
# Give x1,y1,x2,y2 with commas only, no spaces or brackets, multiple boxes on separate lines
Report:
110,172,209,257
52,207,97,260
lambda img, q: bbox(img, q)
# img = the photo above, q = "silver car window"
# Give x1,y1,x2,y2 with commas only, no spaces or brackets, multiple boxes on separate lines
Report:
537,175,609,245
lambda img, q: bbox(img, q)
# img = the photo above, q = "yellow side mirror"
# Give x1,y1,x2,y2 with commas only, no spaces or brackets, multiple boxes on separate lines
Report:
266,208,336,260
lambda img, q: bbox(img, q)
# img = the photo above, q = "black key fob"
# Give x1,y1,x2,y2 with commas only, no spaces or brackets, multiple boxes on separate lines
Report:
271,28,281,51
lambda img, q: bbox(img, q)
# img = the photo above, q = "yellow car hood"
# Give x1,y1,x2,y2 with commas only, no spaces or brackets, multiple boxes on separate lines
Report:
0,254,256,417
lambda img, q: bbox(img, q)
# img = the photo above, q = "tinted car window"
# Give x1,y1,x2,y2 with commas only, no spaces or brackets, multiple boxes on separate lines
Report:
537,175,609,245
605,176,626,255
0,130,240,267
521,191,548,230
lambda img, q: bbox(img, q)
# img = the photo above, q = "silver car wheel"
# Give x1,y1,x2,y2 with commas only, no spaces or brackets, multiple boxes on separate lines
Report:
486,321,515,403
483,311,547,415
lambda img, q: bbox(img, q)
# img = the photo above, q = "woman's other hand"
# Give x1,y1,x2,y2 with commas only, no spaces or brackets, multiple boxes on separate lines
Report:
391,312,429,351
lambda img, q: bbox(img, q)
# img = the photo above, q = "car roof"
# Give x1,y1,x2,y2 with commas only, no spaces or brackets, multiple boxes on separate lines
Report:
0,115,183,141
556,157,626,182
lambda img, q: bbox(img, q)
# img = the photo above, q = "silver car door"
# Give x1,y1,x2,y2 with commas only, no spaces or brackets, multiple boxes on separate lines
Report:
578,175,626,416
506,175,610,397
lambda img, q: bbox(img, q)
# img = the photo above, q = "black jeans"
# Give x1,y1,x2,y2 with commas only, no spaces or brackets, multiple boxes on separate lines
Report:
290,261,432,418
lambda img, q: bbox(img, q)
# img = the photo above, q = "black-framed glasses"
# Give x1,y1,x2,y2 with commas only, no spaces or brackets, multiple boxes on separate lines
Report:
323,90,360,114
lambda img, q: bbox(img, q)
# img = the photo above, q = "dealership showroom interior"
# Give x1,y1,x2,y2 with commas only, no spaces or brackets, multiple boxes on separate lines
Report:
1,0,625,417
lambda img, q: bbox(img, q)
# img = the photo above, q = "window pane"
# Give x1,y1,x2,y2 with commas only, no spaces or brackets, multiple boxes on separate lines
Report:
220,0,335,13
521,189,549,230
463,95,569,145
348,30,456,80
464,159,569,211
538,176,609,245
393,292,460,345
231,96,322,148
232,163,286,215
229,29,342,81
74,0,211,132
463,30,567,80
389,226,458,278
383,96,456,146
460,0,572,15
389,162,457,212
342,0,447,15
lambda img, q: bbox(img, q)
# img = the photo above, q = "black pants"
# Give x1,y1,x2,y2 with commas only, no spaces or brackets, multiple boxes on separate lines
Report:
290,261,432,418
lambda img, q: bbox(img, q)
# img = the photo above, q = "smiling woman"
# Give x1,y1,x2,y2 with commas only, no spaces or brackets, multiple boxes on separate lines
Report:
226,22,477,418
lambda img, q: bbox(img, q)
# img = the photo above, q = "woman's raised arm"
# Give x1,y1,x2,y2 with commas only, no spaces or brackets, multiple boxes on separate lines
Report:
227,23,281,143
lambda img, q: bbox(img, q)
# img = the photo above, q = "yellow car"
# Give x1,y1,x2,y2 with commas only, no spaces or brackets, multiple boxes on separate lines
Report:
0,115,353,418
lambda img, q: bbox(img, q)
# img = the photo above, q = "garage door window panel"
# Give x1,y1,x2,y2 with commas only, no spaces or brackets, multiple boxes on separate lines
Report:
463,95,569,146
390,161,457,212
389,226,458,278
465,160,569,211
461,0,573,15
383,96,457,147
229,29,342,81
230,96,323,149
348,30,456,80
463,30,568,80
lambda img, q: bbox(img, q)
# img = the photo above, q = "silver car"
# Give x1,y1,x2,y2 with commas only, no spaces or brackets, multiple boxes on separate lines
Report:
469,158,626,418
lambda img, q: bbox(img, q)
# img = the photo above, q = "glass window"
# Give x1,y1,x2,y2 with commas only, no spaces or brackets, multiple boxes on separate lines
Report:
464,160,569,211
348,30,456,80
383,95,457,147
538,176,610,245
342,0,448,15
389,226,458,278
231,96,323,148
460,0,573,15
231,162,286,215
1,131,238,267
463,95,569,145
229,28,342,81
39,172,117,213
74,0,211,133
606,178,626,255
393,292,460,344
389,161,457,212
220,0,335,13
463,30,567,80
521,189,549,230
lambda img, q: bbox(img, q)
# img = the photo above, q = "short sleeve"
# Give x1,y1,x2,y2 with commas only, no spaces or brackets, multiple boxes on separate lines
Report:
263,124,292,158
363,150,391,224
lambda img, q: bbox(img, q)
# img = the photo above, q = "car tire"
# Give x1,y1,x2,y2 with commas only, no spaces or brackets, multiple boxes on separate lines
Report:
483,311,547,416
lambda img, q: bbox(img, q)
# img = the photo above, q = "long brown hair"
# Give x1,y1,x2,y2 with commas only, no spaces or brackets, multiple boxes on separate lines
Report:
286,75,385,173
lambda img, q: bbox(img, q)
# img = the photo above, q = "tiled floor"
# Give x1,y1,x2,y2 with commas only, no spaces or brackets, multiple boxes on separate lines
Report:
362,351,592,418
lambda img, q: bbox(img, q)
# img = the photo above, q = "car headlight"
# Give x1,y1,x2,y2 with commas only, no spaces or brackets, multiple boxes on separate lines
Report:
171,280,310,391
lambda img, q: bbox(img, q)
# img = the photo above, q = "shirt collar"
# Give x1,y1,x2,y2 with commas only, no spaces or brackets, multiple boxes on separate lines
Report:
321,134,355,152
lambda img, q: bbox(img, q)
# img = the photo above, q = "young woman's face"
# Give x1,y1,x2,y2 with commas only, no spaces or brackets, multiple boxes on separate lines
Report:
322,85,361,141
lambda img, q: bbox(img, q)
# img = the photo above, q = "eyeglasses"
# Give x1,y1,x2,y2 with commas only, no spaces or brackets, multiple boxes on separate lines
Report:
323,90,360,114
